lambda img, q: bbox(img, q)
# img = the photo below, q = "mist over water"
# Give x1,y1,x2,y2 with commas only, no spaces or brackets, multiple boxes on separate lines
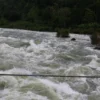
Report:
0,28,100,100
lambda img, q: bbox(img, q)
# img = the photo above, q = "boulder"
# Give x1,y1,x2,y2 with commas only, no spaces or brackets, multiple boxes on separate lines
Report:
94,44,100,50
91,31,100,45
71,38,76,41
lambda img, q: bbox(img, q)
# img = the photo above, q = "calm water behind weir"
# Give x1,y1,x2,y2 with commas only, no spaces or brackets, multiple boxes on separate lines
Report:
0,28,100,100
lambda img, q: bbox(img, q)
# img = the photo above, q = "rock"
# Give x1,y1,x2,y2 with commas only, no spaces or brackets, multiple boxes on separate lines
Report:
94,45,100,50
91,31,100,50
71,38,76,41
91,31,100,45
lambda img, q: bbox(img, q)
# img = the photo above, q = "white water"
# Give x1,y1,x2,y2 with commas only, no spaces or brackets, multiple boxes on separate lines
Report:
0,28,100,100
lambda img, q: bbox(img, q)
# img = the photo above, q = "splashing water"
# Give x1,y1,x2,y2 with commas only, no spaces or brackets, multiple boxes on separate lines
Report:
0,28,100,100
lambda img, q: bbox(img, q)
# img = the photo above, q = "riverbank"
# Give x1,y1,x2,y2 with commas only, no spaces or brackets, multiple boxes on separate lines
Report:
0,22,100,46
1,21,100,33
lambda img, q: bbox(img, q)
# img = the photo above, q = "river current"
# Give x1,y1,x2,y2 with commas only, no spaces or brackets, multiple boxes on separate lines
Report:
0,28,100,100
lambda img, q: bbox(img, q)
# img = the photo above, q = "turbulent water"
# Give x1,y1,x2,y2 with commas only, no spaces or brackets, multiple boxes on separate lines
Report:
0,28,100,100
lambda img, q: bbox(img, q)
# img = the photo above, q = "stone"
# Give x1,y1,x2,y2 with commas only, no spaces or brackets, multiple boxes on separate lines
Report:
91,32,100,45
71,38,76,41
94,44,100,50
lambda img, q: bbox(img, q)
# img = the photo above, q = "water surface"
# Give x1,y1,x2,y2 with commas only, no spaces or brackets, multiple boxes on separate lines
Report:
0,28,100,100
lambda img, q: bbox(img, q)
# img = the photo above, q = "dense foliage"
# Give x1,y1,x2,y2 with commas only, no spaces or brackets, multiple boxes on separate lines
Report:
0,0,100,32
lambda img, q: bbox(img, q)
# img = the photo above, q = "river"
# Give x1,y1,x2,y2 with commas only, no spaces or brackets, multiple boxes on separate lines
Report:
0,28,100,100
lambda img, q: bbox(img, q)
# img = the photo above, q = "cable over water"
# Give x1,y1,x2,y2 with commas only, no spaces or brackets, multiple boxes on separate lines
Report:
0,74,100,78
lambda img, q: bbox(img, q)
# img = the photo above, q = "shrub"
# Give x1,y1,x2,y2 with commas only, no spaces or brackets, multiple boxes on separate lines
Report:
90,33,98,45
82,28,94,34
0,18,8,26
56,28,69,38
90,29,100,45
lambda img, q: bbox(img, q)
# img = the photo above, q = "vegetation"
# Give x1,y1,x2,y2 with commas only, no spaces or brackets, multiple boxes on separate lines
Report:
90,29,100,45
91,33,98,45
0,0,100,42
56,28,69,38
0,0,100,30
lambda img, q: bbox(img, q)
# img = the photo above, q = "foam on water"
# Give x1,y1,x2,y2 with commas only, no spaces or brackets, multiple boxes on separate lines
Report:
70,33,90,40
85,55,98,60
87,59,100,69
39,79,78,94
0,28,100,100
0,90,48,100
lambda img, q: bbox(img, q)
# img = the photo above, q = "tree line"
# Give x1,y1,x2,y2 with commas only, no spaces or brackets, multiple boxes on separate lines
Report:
0,0,100,32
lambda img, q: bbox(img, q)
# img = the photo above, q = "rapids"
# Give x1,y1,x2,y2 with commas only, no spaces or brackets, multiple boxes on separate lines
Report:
0,28,100,100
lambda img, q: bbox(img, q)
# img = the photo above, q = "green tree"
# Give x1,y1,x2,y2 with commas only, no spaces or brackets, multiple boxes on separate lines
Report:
95,0,100,23
27,7,39,22
57,7,71,28
83,9,96,23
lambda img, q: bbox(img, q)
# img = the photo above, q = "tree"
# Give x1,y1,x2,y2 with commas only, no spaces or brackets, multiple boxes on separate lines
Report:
83,9,96,23
57,7,71,28
27,7,39,22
